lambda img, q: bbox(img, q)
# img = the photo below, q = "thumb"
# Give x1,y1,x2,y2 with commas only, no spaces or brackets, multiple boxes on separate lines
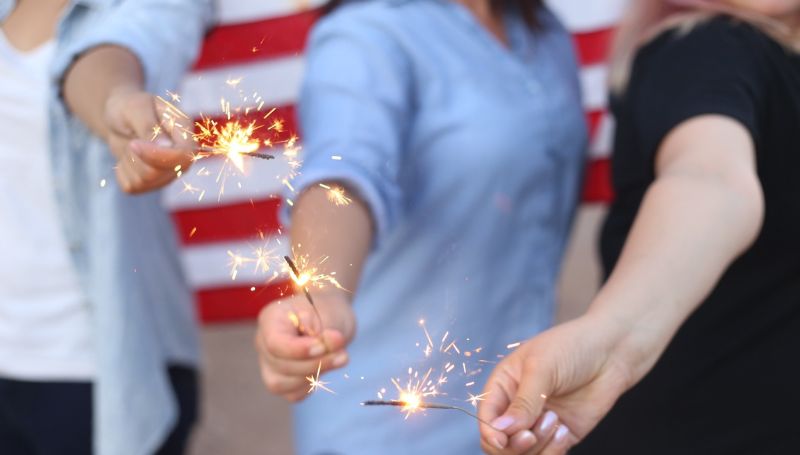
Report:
495,357,553,436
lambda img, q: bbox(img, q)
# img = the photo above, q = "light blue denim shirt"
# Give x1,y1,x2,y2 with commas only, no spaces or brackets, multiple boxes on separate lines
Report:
287,1,588,453
0,1,212,454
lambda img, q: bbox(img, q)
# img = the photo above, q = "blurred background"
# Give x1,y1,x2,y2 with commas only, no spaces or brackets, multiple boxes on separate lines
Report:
177,0,627,453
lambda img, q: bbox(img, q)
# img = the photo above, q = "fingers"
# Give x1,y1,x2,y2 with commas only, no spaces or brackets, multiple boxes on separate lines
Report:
130,139,194,171
497,356,553,436
479,372,516,451
255,301,352,402
539,425,574,455
506,411,561,454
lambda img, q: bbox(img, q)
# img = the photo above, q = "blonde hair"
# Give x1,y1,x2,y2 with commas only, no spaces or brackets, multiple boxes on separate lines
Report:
610,0,800,91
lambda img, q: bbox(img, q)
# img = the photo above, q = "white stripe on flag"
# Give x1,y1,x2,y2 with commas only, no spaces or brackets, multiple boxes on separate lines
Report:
213,0,326,26
182,236,291,289
163,152,294,211
179,56,305,117
547,0,627,32
590,113,614,159
580,64,608,112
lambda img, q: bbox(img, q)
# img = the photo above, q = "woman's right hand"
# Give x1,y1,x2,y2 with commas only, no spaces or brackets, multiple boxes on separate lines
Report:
478,314,638,454
255,291,356,402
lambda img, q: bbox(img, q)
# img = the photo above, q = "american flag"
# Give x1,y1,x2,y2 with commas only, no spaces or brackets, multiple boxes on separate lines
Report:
168,0,627,324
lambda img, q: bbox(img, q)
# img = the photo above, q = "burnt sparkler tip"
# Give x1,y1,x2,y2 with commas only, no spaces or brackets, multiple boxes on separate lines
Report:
284,255,300,275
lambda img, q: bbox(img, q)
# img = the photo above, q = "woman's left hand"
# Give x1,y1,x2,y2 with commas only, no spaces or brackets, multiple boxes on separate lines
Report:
478,315,635,455
103,87,194,194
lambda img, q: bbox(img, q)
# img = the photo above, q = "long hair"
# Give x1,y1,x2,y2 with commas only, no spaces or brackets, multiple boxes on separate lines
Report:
610,0,800,91
323,0,544,28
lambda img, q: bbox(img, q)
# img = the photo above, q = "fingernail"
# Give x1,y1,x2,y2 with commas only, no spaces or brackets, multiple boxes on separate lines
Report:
539,410,557,433
332,352,348,367
491,415,514,431
129,141,144,155
491,438,505,450
155,137,173,147
554,425,570,443
309,344,325,357
511,430,537,450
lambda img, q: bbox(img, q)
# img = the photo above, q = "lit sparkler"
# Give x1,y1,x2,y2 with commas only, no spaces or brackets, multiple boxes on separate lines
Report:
361,400,499,430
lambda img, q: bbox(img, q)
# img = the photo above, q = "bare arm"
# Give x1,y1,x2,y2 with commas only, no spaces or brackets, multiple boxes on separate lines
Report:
479,115,765,454
591,115,764,380
290,184,374,297
61,45,193,193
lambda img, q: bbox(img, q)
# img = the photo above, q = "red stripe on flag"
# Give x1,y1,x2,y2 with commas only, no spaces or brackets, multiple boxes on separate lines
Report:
194,10,319,70
173,198,283,245
582,158,614,203
586,109,604,138
195,105,298,147
574,28,614,66
196,281,292,323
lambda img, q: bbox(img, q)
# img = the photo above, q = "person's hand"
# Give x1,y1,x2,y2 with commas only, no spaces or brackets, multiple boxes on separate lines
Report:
255,291,356,402
104,87,194,193
478,315,636,455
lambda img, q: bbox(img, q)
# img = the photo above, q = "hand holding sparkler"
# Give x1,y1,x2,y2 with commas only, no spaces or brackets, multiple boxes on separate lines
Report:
255,291,355,402
478,317,632,455
104,87,194,193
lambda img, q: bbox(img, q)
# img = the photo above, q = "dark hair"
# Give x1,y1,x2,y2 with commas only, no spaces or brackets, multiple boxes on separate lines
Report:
323,0,544,28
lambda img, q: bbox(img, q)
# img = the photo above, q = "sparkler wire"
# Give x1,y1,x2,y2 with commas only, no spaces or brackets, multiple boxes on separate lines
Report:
196,145,275,160
284,255,330,353
361,400,501,431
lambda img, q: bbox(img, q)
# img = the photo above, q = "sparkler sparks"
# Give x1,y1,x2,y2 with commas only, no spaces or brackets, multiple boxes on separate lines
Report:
307,361,335,395
361,400,499,430
318,183,352,206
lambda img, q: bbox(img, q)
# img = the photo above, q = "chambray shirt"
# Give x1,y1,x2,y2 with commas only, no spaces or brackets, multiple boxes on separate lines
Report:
0,2,211,454
287,1,588,454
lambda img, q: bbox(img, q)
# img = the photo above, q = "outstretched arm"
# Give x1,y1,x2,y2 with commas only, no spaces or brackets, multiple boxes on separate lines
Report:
478,115,764,455
61,0,212,193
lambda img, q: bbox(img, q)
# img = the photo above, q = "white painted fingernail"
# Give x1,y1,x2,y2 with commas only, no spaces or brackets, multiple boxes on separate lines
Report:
308,344,325,357
491,415,514,431
332,352,348,367
155,137,173,147
554,425,570,443
513,430,537,449
539,410,558,433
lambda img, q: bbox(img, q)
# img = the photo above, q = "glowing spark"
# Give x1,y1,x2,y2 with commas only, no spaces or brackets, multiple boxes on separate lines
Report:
331,155,343,161
194,117,261,172
284,254,345,292
306,361,335,395
189,227,197,238
506,342,522,350
226,77,243,88
166,90,181,103
466,392,488,408
362,400,500,430
318,183,352,206
99,179,107,188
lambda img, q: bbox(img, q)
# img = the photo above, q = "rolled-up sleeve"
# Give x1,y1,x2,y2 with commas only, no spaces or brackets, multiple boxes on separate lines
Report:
286,12,413,248
56,0,214,90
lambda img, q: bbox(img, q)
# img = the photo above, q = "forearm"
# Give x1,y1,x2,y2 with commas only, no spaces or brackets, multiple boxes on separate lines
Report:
589,169,763,385
62,45,144,139
290,185,374,298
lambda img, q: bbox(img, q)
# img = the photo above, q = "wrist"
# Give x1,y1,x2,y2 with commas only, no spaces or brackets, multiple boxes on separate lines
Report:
582,298,669,390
